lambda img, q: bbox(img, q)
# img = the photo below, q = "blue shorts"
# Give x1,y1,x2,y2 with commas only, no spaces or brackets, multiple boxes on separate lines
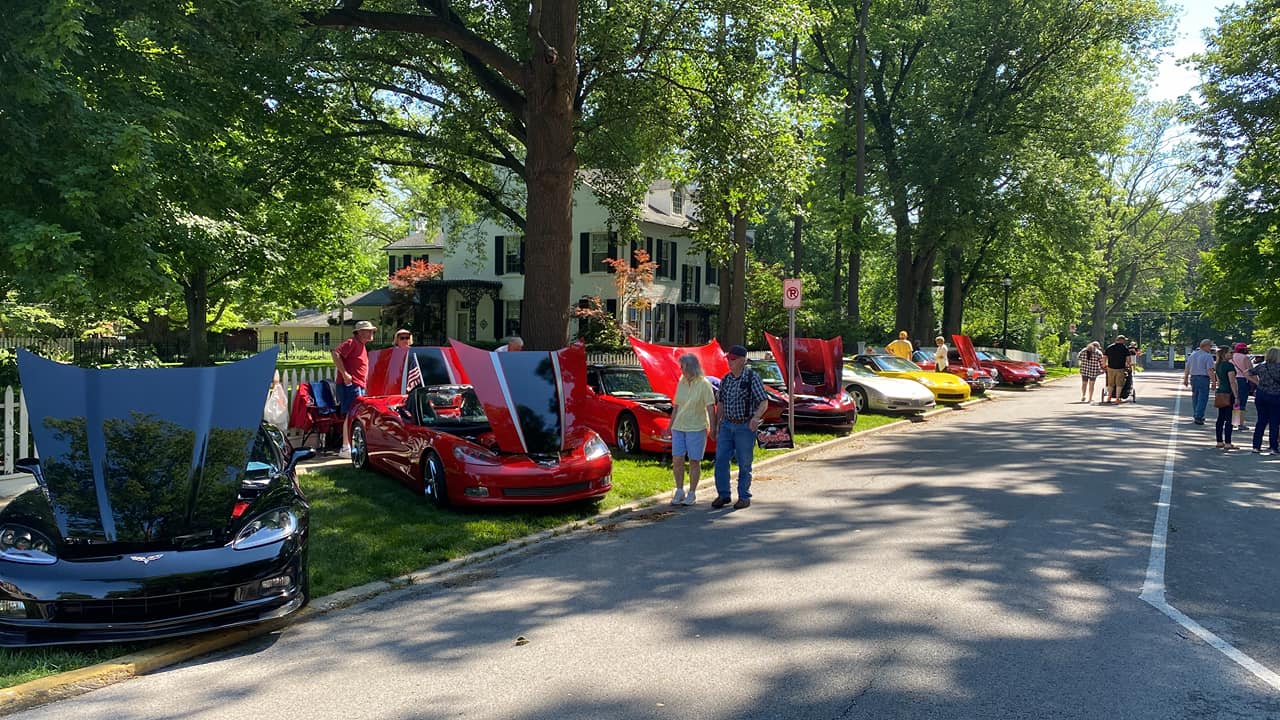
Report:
338,383,365,416
671,429,708,460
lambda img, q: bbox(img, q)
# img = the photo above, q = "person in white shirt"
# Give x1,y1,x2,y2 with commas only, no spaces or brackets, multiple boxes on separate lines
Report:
934,336,949,371
495,336,523,352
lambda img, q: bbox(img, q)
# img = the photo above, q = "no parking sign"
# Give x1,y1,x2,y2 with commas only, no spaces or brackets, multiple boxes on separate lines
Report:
782,278,803,309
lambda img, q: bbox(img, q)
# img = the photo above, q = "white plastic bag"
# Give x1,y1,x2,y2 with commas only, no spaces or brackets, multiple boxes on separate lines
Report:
265,380,289,433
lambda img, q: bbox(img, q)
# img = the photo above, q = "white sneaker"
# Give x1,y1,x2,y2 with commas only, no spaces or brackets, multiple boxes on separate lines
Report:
338,447,352,459
670,489,685,505
681,491,697,506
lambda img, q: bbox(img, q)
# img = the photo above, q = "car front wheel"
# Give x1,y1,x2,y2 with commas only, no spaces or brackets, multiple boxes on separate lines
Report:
423,450,449,508
350,423,368,470
850,386,869,413
615,413,640,454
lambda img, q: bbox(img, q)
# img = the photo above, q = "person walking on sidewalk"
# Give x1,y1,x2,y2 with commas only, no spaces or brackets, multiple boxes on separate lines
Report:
669,354,717,506
1184,339,1216,424
1077,341,1104,403
1231,342,1254,430
712,345,769,510
1103,335,1132,405
1247,346,1280,455
1213,346,1238,450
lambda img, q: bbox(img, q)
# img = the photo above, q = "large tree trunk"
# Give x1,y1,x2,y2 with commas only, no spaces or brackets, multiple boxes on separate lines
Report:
723,211,749,346
183,266,210,367
941,244,964,337
1090,278,1109,342
893,227,914,336
518,1,579,350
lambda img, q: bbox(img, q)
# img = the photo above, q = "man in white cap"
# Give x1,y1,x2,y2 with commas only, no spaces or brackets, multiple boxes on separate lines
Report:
333,320,376,457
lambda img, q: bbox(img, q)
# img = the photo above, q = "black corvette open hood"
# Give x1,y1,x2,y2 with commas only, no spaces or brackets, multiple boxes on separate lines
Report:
16,349,278,545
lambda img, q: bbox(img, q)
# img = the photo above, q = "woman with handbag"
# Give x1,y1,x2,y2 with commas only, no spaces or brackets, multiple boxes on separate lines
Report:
1213,346,1238,450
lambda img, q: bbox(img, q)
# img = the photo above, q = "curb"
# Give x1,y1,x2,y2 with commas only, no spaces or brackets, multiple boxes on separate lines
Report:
0,392,999,715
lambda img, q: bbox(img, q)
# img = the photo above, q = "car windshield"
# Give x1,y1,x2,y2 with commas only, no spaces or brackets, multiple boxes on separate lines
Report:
975,351,992,361
983,349,1012,361
427,387,488,424
601,368,663,397
870,355,922,373
844,363,877,378
749,360,785,383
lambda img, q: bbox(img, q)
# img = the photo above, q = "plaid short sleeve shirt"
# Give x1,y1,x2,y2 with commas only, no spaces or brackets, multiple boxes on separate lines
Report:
717,368,769,422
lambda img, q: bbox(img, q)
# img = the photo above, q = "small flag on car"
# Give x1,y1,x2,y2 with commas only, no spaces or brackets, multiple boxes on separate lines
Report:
406,355,423,391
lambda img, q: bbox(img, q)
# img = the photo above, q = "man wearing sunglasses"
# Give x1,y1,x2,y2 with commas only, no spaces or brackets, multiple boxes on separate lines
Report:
712,345,769,509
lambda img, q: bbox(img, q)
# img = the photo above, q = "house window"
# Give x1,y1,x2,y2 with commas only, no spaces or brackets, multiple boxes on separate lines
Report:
313,331,330,347
704,255,719,286
402,254,412,270
505,300,522,336
505,237,524,275
654,303,668,342
589,233,610,272
672,187,684,215
273,331,289,346
681,265,694,302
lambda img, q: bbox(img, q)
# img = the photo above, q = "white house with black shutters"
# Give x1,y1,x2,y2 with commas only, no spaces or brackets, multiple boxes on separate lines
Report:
401,178,722,346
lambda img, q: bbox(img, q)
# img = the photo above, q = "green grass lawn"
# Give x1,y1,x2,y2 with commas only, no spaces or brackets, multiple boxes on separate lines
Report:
0,409,905,687
1043,366,1075,380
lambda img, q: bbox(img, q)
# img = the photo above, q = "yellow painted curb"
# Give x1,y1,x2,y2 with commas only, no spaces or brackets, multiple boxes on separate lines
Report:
0,390,1006,715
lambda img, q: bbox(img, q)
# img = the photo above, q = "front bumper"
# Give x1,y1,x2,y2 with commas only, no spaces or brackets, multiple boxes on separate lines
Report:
448,455,614,505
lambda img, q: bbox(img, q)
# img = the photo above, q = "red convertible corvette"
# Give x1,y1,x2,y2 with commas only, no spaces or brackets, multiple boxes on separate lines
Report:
761,332,858,430
347,342,613,506
954,335,1043,386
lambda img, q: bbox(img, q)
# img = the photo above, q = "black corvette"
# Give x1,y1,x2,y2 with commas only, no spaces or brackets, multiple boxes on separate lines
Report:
0,349,312,647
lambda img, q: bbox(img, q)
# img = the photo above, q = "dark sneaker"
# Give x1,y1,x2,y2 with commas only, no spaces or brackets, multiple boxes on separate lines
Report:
733,498,751,509
1193,418,1205,425
711,496,732,509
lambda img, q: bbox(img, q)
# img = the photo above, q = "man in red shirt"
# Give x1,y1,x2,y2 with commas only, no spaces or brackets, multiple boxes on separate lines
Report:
333,320,376,457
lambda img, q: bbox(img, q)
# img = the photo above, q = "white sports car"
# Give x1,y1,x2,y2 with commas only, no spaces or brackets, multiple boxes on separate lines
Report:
842,363,937,413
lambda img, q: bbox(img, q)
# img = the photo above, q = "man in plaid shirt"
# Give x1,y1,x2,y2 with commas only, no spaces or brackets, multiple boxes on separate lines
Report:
713,345,770,509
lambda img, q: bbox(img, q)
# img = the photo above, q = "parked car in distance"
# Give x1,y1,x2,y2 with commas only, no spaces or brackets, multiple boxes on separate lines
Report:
848,353,972,403
348,343,613,507
3,349,313,647
975,350,1042,386
841,362,937,413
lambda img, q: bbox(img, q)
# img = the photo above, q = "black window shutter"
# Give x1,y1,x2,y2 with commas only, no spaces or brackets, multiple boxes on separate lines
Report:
403,254,412,269
681,265,689,302
645,236,654,262
494,236,505,276
518,239,525,275
669,241,678,279
695,266,702,303
580,233,590,274
422,254,429,264
493,299,504,339
655,239,664,276
630,239,639,263
606,298,617,316
668,304,677,338
388,256,395,277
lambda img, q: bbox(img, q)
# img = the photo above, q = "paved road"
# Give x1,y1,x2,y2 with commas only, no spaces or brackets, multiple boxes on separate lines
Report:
15,373,1280,719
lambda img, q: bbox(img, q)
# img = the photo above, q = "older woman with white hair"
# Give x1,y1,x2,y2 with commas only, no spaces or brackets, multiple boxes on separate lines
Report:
669,353,717,505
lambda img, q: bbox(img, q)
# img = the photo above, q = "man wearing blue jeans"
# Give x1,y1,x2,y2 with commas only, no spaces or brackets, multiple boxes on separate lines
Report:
713,345,770,510
1183,338,1216,425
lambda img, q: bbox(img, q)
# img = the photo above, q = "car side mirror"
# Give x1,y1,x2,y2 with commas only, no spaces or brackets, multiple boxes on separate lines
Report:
285,448,315,474
14,458,43,486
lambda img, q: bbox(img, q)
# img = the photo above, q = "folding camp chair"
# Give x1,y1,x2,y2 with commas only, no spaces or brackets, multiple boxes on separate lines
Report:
291,379,343,452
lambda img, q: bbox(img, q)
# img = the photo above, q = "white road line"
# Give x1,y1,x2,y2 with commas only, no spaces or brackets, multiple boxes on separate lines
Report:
1139,385,1280,690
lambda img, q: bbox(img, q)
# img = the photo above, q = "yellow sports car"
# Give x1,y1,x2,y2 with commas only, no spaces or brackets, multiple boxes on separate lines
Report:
849,353,972,403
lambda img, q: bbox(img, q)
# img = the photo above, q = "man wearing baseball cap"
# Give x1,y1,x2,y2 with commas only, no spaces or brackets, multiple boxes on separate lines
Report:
712,344,769,509
333,320,376,457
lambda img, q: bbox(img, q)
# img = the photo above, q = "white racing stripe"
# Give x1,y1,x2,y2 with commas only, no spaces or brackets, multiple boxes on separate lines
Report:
1140,385,1280,690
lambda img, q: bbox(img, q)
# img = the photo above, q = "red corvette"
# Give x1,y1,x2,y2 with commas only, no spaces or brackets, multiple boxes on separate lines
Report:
761,332,858,430
347,342,613,506
581,363,676,454
911,336,995,394
954,335,1042,386
629,337,789,428
365,346,468,396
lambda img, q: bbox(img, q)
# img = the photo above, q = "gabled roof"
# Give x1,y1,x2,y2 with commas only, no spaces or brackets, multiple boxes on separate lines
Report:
383,229,445,251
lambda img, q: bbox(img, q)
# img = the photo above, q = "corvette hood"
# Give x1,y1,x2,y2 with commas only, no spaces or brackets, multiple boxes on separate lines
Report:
366,346,467,396
449,341,587,455
629,338,730,399
952,334,982,372
764,332,843,396
16,348,277,545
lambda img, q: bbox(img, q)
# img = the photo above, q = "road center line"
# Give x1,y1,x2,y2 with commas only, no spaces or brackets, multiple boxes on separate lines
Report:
1139,381,1280,690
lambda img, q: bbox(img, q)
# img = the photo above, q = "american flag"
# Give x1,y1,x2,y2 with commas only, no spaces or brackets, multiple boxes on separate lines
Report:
406,355,423,391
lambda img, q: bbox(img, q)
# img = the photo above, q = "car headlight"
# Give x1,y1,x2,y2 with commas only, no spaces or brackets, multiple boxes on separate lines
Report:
454,445,501,466
233,509,299,551
0,525,56,565
839,390,853,404
584,434,611,461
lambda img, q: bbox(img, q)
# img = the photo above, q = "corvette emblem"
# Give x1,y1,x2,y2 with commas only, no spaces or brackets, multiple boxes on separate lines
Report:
129,554,164,565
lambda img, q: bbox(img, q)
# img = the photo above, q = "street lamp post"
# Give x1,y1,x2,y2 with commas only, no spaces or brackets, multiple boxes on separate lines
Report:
1000,276,1012,350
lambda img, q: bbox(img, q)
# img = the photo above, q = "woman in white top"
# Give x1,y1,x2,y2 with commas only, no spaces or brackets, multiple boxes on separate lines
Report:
669,354,717,506
934,336,949,371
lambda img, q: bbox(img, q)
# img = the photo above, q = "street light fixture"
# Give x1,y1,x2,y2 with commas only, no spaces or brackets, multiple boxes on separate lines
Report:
1001,275,1012,350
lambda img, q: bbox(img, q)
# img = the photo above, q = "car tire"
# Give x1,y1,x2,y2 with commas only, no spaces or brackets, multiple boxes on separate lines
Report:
423,450,449,508
615,413,640,454
850,387,869,414
350,422,369,470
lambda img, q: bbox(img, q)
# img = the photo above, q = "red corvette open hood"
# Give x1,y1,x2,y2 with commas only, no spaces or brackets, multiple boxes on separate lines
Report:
366,346,467,396
764,332,843,396
952,334,982,371
628,337,730,399
449,340,587,455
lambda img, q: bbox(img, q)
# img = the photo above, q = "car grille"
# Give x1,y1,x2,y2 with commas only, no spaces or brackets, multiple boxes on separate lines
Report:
41,587,238,623
938,393,966,401
504,482,591,498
